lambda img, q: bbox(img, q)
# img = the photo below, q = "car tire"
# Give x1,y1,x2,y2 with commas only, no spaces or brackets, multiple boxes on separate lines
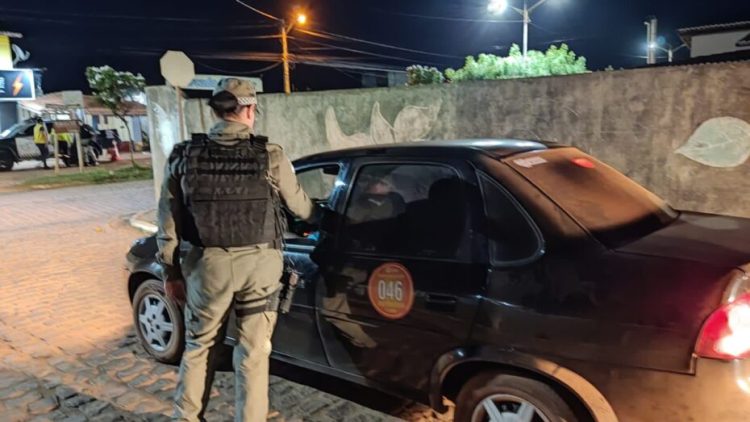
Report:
0,150,14,171
454,372,577,422
132,279,185,364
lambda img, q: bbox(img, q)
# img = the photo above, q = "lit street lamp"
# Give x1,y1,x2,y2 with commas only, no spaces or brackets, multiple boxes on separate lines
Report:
280,13,308,94
235,0,308,94
649,42,688,63
488,0,554,58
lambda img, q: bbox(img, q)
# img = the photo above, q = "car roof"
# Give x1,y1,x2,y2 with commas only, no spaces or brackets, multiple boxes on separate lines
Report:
295,139,557,165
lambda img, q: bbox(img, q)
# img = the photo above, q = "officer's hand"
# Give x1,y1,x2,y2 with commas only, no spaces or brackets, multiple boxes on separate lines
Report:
164,279,186,306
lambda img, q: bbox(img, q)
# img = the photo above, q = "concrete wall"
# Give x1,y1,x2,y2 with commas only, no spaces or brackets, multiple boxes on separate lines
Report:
691,30,750,58
148,61,750,218
145,85,181,202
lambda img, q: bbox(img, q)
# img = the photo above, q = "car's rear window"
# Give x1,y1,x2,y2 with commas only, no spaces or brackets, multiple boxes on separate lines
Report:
504,148,678,247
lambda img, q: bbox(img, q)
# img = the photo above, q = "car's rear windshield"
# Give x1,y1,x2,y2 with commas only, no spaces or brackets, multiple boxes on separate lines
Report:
505,148,678,247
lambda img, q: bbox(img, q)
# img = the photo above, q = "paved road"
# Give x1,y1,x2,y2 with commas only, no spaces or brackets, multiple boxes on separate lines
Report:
0,181,447,421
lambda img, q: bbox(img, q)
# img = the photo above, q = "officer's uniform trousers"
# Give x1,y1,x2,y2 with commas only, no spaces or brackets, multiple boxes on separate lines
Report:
174,243,283,422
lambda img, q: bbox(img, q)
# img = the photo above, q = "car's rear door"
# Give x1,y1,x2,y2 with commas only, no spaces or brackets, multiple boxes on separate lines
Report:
314,155,487,393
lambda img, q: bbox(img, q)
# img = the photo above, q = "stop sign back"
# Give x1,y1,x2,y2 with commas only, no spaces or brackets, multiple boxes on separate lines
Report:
159,50,195,88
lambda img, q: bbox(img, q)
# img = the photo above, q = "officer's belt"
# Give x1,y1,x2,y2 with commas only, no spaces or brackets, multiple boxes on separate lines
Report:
234,288,281,318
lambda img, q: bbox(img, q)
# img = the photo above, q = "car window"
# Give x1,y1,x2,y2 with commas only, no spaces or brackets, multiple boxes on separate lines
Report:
297,164,339,202
479,173,542,264
284,164,341,246
1,122,31,138
341,163,470,259
505,148,678,247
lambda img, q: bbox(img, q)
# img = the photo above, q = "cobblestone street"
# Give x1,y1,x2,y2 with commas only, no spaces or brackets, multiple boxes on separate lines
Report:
0,181,447,421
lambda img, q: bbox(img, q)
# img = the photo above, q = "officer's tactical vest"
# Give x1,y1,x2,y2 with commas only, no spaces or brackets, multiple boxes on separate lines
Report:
181,134,279,248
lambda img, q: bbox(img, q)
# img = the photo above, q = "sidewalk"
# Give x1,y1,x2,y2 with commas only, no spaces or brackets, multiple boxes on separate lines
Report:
0,152,152,193
129,209,157,234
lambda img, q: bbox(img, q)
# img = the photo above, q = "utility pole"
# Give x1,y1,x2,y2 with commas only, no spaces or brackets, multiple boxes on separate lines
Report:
234,1,306,95
644,16,658,65
522,2,530,58
487,0,551,60
280,20,291,95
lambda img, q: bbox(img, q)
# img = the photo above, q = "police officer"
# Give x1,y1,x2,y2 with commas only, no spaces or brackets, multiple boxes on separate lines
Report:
156,78,316,422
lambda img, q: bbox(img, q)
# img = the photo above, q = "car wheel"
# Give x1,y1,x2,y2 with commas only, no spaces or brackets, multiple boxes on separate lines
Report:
0,151,14,171
132,279,185,364
454,372,577,422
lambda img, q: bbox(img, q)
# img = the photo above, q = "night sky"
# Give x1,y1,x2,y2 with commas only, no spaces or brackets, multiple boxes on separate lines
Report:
2,0,749,93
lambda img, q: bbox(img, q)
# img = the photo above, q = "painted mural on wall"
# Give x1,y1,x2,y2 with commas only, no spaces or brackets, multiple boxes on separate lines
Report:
676,117,750,168
325,100,442,150
152,103,177,157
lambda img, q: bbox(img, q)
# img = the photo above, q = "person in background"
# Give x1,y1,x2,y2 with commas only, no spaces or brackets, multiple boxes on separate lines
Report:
33,117,50,169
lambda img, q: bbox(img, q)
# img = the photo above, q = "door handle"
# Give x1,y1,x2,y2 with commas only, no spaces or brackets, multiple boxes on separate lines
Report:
425,294,458,311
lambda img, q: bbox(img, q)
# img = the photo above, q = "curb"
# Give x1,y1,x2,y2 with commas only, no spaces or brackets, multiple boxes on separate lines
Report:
129,209,157,234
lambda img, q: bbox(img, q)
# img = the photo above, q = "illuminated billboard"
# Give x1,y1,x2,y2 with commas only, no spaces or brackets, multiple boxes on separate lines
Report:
0,69,35,101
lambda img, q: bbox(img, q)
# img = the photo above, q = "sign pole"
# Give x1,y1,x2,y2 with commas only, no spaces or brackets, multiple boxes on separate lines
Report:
53,131,59,174
75,132,84,173
176,86,185,140
198,99,206,133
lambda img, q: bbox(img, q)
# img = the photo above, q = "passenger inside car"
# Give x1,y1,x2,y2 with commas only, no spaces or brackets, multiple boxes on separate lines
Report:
347,173,406,224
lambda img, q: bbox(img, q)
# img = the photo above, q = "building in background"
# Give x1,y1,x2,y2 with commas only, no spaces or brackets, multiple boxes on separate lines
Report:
362,71,407,88
0,30,39,132
17,92,148,144
679,21,750,59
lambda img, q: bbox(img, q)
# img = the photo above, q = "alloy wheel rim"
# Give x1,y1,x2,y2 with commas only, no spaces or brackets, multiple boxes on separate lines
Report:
471,393,550,422
137,293,175,353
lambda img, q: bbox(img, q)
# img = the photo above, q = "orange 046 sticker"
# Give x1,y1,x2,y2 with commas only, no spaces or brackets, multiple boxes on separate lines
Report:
367,263,415,320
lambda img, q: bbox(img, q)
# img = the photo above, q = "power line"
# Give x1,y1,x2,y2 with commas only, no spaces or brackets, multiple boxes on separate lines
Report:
331,67,363,83
289,36,444,66
131,34,281,42
296,60,406,74
371,9,523,24
114,47,283,62
298,28,463,59
234,0,282,22
0,7,274,28
530,22,560,35
115,47,397,70
193,59,282,75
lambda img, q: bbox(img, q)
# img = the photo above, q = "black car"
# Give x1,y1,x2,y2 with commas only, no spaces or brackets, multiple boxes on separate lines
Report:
0,119,102,170
0,119,45,170
126,139,750,422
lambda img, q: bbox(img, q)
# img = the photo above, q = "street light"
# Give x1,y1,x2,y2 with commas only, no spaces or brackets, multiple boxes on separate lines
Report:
487,0,554,59
280,13,308,94
649,42,688,63
487,0,508,14
235,0,309,95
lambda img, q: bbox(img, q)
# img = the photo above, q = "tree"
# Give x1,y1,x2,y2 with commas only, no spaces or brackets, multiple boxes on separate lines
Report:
444,43,588,82
85,66,146,165
406,65,445,85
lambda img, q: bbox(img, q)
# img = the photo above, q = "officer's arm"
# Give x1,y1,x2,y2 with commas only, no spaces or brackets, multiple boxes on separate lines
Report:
156,147,185,281
269,145,315,222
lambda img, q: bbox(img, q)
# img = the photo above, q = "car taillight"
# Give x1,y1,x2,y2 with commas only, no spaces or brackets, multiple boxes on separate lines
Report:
696,292,750,360
571,157,596,169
